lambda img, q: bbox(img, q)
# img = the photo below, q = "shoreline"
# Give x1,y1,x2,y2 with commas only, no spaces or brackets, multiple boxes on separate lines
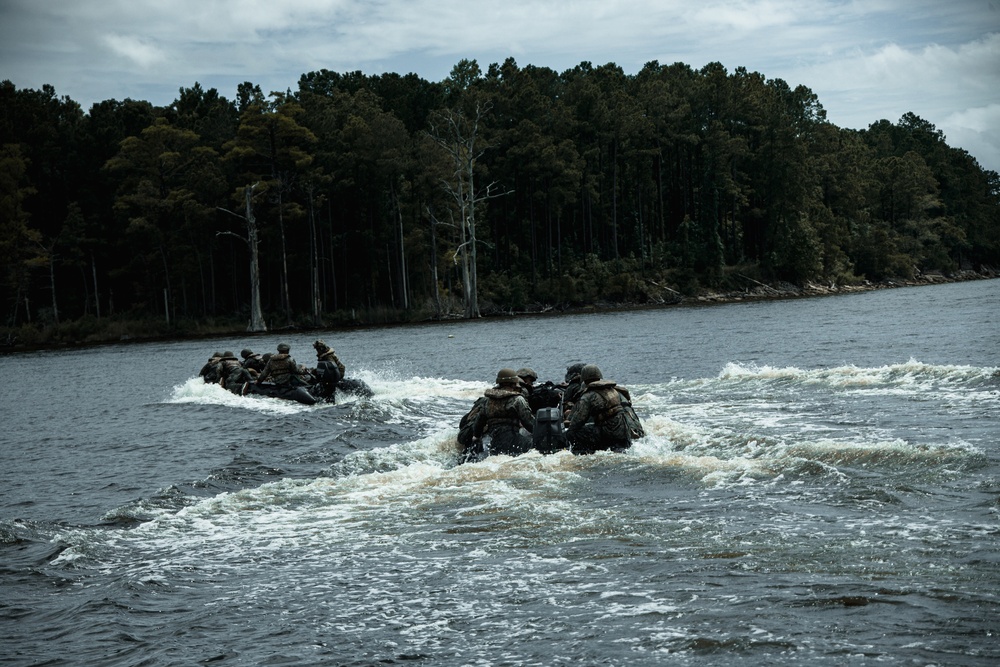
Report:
506,269,997,316
684,269,996,306
1,270,996,354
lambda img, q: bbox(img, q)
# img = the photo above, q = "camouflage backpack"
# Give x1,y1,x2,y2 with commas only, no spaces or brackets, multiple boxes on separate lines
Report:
457,397,487,447
615,388,646,439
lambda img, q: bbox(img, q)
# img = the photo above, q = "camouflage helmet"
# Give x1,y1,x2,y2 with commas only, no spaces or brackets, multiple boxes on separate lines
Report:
581,364,603,384
565,362,586,383
313,339,329,352
240,348,254,359
496,368,520,385
277,343,291,353
516,367,538,383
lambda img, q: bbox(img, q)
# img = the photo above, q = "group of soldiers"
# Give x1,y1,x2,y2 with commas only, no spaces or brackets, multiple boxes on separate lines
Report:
457,363,645,462
198,340,346,394
199,346,643,459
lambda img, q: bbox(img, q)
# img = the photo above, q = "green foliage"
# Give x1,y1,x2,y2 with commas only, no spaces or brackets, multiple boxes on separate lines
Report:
0,62,997,335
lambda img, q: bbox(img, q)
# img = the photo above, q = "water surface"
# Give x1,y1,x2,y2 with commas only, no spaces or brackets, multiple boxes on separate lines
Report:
2,280,998,666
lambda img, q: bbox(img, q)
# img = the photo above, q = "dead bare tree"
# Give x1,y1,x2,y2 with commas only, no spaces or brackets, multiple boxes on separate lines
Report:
430,103,507,319
427,103,506,319
218,183,267,332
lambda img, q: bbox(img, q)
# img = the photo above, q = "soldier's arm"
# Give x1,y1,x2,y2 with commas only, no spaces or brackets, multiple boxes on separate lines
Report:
565,394,591,437
516,397,535,433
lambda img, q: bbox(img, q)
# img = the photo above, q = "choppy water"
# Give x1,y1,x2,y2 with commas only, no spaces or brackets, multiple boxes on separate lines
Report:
2,280,999,666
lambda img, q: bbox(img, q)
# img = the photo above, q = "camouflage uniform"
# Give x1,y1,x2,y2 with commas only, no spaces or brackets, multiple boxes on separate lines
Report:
313,340,346,377
561,362,587,421
516,367,561,414
472,369,535,457
257,344,305,386
240,348,266,376
565,365,639,454
456,396,488,462
218,352,252,393
199,352,224,383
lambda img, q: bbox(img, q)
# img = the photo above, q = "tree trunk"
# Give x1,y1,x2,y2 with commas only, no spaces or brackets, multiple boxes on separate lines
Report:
429,210,442,319
429,104,499,320
277,188,291,324
392,181,409,310
48,247,59,325
91,255,101,318
308,186,321,326
246,185,267,332
465,153,480,318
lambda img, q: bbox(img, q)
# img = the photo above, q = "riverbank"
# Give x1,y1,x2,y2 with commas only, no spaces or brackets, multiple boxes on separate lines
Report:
527,268,997,314
1,269,995,353
687,268,997,306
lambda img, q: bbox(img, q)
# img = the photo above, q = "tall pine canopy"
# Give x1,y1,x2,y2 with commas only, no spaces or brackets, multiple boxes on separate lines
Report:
1,60,997,341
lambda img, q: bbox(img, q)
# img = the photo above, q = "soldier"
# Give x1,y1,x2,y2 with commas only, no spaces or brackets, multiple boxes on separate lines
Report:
471,368,536,457
218,351,252,393
199,351,224,384
565,364,643,454
312,340,346,377
256,343,307,386
456,395,488,463
560,362,587,421
240,348,266,377
308,340,345,401
517,367,563,414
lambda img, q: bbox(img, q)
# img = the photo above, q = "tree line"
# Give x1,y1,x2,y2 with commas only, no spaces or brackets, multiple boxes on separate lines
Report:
2,58,998,341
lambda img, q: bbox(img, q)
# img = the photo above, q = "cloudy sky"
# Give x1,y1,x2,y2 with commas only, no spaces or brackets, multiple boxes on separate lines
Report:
2,0,999,171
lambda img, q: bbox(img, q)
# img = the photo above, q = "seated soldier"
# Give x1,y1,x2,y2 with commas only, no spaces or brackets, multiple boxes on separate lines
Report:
312,340,346,377
218,351,253,393
565,364,642,454
199,352,224,383
256,343,307,386
472,368,535,457
240,348,266,377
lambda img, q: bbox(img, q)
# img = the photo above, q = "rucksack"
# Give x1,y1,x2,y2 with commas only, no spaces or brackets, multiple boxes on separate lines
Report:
457,397,486,447
616,388,646,439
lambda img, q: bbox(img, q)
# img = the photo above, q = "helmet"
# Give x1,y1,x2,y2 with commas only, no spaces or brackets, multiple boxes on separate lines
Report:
581,364,603,384
516,367,537,383
221,350,236,359
565,362,585,383
240,348,253,359
496,368,520,385
277,343,290,353
313,339,328,351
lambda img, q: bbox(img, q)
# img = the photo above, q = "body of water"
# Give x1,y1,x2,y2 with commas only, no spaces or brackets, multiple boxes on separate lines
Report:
2,280,998,666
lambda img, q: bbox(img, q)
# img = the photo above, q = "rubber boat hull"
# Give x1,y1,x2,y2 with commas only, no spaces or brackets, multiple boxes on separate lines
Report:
243,382,318,405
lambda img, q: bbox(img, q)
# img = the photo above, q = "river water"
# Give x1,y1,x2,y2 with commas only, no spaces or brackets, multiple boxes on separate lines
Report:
1,280,998,666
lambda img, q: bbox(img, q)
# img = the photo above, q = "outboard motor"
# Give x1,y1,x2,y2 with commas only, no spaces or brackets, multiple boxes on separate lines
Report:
316,360,342,384
312,360,342,401
533,407,567,454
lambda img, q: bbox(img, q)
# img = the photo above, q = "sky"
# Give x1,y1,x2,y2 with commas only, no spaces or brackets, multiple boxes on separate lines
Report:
2,0,999,172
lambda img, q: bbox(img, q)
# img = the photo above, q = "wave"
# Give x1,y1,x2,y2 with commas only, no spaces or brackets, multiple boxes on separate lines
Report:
168,378,313,415
632,419,983,484
168,371,486,413
162,359,990,490
57,433,982,579
715,359,999,390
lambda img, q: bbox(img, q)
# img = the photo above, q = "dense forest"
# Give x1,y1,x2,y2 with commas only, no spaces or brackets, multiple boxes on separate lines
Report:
2,58,998,344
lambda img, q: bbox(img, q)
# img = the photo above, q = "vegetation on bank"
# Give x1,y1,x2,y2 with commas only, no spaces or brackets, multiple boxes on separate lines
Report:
2,267,993,351
2,58,999,348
